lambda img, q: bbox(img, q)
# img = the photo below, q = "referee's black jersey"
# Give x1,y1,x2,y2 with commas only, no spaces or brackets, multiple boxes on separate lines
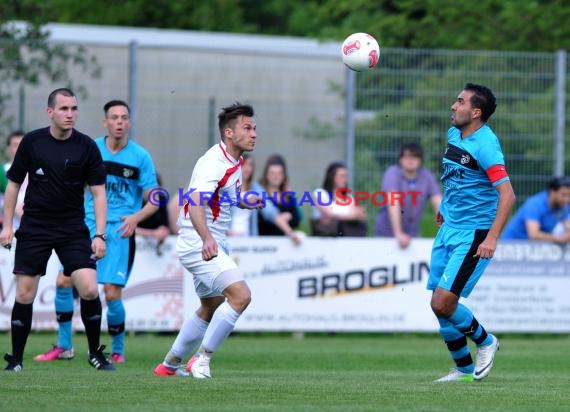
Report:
7,127,106,222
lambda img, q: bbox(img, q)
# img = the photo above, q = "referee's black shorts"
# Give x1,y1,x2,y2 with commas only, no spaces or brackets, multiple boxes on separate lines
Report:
14,216,96,277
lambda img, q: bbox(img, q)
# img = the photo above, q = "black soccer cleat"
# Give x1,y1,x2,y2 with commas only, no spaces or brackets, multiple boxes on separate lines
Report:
88,345,116,371
4,353,23,372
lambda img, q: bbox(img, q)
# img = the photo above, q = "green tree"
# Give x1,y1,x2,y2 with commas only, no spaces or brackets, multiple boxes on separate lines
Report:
3,0,570,51
296,0,570,52
0,20,101,138
1,0,247,33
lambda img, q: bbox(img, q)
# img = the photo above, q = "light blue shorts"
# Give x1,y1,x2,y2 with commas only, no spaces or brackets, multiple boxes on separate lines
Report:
427,224,491,298
86,219,135,287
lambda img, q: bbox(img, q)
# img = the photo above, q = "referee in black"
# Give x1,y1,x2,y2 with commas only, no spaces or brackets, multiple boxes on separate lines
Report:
1,88,115,372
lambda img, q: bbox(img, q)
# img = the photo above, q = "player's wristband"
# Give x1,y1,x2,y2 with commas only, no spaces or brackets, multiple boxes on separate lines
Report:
93,233,107,241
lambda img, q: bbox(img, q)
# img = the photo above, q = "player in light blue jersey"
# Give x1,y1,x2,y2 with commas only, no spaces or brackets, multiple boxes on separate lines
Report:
428,84,516,382
35,100,158,364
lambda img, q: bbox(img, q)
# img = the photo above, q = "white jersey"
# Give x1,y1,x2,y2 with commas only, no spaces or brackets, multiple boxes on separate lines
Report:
178,142,243,243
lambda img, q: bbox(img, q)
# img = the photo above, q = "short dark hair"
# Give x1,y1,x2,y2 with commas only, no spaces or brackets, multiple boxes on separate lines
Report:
399,142,424,161
464,83,497,122
218,102,254,140
47,88,75,108
104,100,130,116
548,176,570,191
6,130,24,147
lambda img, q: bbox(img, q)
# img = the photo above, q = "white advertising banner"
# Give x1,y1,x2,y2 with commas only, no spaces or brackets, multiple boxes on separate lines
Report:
1,236,569,332
223,237,437,332
0,237,192,332
469,241,570,332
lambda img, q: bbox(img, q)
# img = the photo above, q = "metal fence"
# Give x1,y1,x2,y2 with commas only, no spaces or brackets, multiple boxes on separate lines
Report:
348,49,568,210
1,25,568,236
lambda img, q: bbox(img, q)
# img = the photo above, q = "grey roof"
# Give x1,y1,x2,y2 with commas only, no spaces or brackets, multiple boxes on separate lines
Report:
40,22,341,57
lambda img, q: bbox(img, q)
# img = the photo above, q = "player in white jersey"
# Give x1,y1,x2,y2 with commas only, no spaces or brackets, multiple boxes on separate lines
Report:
154,102,262,378
177,143,243,243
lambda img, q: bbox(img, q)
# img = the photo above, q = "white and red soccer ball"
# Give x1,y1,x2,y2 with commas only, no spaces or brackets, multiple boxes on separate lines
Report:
341,32,380,72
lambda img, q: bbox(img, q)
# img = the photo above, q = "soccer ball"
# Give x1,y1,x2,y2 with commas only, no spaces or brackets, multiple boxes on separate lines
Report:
341,33,380,72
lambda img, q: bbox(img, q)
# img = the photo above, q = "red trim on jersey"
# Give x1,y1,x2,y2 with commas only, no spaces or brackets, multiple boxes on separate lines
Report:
486,164,508,183
209,158,243,222
218,143,243,165
184,145,243,221
183,197,191,219
184,145,244,221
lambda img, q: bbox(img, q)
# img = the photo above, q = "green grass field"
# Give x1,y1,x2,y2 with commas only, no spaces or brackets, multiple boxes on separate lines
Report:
1,332,569,411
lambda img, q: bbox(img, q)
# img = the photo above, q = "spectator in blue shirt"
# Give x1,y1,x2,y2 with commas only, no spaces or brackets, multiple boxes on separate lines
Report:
502,177,570,244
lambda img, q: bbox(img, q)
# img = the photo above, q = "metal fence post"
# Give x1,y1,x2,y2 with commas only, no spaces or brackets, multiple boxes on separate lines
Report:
554,49,566,177
128,40,138,140
18,84,25,131
345,67,356,189
208,97,216,149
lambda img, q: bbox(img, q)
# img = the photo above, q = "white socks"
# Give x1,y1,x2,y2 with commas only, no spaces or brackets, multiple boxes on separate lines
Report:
165,301,241,367
200,301,240,354
168,312,209,363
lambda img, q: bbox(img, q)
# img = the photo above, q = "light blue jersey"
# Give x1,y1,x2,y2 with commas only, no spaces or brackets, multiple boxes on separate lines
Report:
85,136,158,223
439,125,509,229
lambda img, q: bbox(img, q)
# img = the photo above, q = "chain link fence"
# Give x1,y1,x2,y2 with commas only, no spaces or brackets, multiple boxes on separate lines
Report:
1,26,568,236
349,48,568,234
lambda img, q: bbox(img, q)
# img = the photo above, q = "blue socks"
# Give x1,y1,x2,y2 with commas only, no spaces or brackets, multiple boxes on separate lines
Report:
449,303,492,347
438,317,473,373
55,288,132,356
439,303,492,373
106,299,126,355
55,287,74,350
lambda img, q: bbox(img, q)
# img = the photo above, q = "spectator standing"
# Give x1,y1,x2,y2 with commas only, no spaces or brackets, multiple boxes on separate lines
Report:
1,131,25,228
375,142,442,248
137,174,171,254
4,130,25,173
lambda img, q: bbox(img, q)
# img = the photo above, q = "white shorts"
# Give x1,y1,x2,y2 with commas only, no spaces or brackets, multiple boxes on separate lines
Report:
176,235,243,298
